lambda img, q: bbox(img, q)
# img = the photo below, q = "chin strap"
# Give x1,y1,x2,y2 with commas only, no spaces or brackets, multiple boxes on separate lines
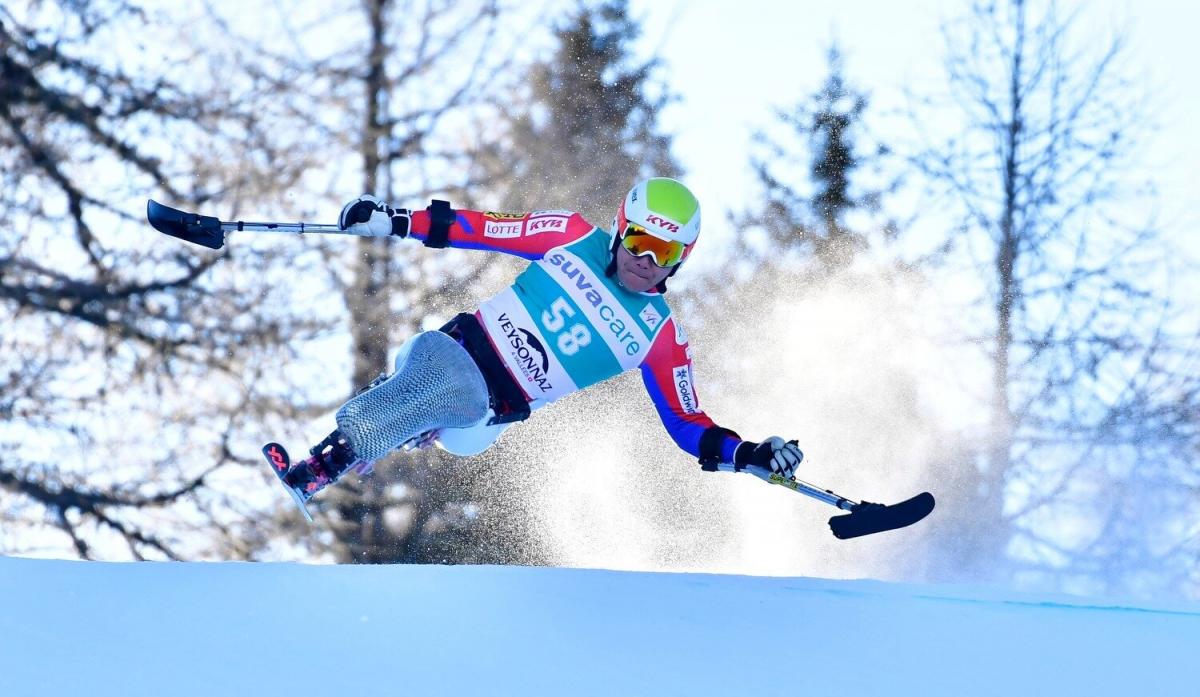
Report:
604,238,619,279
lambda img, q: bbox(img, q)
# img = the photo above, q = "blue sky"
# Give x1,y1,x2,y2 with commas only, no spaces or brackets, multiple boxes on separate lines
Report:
628,0,1198,273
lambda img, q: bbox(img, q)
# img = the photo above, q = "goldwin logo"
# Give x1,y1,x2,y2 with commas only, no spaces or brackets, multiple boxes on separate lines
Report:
673,365,698,414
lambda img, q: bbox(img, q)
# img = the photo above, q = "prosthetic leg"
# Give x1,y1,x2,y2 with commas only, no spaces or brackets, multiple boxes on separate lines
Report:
335,330,491,461
265,330,491,516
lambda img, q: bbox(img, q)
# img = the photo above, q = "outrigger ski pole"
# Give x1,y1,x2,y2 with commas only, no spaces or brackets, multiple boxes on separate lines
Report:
147,199,358,250
746,465,936,539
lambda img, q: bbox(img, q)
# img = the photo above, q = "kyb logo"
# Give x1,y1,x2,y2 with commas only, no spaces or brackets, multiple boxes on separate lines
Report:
673,365,698,414
646,215,680,233
527,216,568,235
498,313,553,393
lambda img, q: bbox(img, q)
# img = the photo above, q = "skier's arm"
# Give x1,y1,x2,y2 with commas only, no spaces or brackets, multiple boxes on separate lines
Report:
639,319,743,463
339,195,591,260
640,320,804,478
411,208,594,260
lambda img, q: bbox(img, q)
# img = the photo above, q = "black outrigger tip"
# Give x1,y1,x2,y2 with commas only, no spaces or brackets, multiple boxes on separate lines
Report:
829,492,936,539
146,199,225,249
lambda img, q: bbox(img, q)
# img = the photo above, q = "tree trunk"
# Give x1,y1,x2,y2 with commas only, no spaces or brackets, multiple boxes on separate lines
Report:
978,0,1027,576
337,0,395,563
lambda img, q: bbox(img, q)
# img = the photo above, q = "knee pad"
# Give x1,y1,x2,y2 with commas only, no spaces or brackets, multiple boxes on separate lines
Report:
335,331,489,461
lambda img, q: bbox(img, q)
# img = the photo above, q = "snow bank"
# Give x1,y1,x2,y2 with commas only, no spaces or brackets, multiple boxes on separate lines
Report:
1,557,1195,696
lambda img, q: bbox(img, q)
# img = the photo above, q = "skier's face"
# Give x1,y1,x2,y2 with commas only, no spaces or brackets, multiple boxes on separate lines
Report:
614,243,674,293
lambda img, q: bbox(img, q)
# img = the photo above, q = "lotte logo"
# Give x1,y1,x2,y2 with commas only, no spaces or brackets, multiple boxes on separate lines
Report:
646,215,679,233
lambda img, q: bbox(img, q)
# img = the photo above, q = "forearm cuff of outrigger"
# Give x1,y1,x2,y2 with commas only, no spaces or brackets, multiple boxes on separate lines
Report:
698,427,754,471
422,199,455,248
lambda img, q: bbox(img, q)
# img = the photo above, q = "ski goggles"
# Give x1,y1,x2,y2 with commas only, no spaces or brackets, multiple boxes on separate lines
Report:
619,223,687,268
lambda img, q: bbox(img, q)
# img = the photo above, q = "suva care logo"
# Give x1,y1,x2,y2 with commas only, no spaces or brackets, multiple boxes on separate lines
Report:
673,365,698,414
498,313,552,393
545,253,642,355
645,214,681,233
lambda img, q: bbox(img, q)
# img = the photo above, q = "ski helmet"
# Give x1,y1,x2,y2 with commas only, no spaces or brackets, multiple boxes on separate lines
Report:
607,178,701,291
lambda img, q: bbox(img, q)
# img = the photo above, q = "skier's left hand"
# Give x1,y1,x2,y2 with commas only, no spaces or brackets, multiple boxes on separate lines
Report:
339,194,412,237
752,437,804,479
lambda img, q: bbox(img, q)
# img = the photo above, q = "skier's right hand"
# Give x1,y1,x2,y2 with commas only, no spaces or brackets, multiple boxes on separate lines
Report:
339,194,412,237
750,437,804,479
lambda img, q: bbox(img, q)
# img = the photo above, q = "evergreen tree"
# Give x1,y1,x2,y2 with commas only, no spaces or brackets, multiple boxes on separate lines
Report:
458,0,690,565
737,45,895,276
475,0,679,224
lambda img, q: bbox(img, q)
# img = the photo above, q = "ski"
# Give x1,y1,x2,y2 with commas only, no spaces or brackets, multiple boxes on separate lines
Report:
827,493,936,540
262,443,313,523
757,470,935,539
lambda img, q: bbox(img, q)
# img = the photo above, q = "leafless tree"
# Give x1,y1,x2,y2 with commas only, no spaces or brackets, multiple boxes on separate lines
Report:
0,1,335,559
194,0,540,562
909,0,1200,596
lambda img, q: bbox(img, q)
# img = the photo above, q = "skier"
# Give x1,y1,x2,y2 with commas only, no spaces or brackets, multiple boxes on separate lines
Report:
265,178,804,510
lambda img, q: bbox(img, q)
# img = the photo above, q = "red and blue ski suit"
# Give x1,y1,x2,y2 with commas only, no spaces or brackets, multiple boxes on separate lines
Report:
405,206,745,464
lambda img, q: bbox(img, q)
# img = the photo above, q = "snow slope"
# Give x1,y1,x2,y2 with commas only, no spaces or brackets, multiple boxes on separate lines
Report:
1,556,1196,696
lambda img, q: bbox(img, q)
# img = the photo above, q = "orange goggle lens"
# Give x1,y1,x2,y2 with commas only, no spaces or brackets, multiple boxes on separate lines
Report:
620,224,686,268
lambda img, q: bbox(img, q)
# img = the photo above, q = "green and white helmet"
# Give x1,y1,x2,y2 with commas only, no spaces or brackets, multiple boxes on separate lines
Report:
612,177,702,269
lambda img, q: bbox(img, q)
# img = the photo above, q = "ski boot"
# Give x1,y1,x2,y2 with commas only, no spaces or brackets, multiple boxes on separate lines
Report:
262,430,365,521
